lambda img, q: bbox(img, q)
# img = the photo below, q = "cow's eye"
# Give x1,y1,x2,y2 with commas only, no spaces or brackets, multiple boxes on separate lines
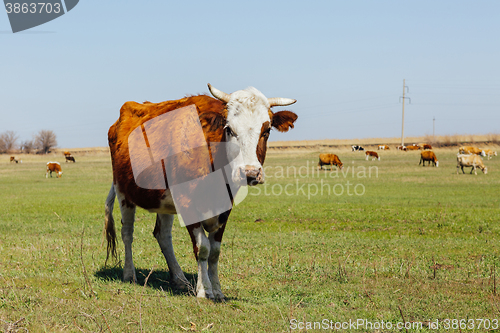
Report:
225,126,237,138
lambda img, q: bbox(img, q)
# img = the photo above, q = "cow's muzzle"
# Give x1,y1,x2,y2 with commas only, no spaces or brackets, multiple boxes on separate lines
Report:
244,165,264,186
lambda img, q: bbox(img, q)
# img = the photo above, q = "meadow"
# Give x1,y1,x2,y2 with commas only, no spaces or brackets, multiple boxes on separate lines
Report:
1,147,499,332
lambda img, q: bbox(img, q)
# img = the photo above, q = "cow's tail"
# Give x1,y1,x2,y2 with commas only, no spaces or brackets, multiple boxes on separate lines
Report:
104,182,117,265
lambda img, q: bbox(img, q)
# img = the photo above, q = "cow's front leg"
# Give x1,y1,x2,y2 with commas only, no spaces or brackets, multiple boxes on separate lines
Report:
154,214,189,289
208,223,226,301
188,224,213,299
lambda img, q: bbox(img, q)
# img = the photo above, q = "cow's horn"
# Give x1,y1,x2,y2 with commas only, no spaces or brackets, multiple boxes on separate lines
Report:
207,83,231,103
268,97,297,107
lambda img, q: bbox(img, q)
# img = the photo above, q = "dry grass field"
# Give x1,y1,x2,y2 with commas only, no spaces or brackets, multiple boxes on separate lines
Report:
1,140,499,332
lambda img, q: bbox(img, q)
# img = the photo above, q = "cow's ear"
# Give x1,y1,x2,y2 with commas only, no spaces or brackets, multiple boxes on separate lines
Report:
271,111,298,132
199,112,226,132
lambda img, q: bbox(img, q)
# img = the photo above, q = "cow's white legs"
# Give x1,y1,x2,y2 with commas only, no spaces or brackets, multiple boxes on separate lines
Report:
191,225,214,299
116,190,137,283
154,214,189,288
208,230,225,301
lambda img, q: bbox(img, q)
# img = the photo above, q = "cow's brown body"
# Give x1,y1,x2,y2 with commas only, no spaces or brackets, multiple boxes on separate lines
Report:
318,153,343,170
458,146,484,156
422,144,432,150
365,151,379,160
46,162,62,178
406,145,420,151
419,151,439,167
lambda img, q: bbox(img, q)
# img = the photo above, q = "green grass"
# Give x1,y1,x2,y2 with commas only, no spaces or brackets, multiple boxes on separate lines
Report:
0,149,499,332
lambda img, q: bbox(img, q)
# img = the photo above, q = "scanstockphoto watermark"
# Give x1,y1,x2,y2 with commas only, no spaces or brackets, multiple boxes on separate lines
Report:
249,161,378,199
4,0,79,33
290,318,500,331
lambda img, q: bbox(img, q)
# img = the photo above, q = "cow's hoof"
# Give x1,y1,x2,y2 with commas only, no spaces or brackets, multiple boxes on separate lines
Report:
197,289,214,300
123,274,137,283
213,290,225,302
171,277,189,291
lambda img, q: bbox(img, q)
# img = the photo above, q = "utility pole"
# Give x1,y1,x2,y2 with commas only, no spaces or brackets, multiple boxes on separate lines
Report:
399,79,411,146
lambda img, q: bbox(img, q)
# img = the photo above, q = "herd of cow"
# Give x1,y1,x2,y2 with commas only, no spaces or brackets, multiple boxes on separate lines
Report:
5,85,497,301
318,143,495,175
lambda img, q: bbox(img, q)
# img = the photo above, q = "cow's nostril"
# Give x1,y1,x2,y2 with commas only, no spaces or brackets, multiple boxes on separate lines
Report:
245,167,263,185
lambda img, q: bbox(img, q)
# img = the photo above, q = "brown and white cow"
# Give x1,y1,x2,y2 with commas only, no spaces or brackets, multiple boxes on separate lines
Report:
378,145,389,150
365,151,379,161
458,146,485,156
419,151,439,167
10,156,18,163
397,145,407,151
482,148,497,160
318,153,343,170
104,84,297,300
406,145,420,151
46,162,63,178
457,154,487,175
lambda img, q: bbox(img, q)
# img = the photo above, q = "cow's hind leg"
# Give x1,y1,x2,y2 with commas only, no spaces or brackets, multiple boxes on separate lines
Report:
187,224,214,299
208,223,226,301
154,214,189,289
116,191,137,283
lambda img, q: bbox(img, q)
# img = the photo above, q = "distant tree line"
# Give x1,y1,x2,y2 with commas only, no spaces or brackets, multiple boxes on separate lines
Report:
0,130,57,154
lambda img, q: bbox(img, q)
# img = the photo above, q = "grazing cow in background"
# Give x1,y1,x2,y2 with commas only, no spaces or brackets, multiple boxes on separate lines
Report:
458,146,485,156
46,162,63,178
397,145,407,151
10,156,18,163
378,145,389,150
457,154,487,175
65,155,76,163
406,145,420,151
351,145,365,151
419,151,439,167
318,153,343,170
104,84,298,300
422,144,433,150
365,151,379,161
483,148,497,160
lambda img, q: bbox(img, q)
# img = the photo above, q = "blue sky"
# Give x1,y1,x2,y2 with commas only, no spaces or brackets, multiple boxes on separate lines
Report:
1,1,499,148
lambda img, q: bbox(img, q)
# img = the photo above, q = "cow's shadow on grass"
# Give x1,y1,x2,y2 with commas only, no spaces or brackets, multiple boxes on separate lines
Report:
95,266,197,296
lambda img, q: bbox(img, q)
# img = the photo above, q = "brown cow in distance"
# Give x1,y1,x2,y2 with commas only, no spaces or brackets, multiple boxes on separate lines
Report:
365,151,379,161
459,146,486,156
46,162,63,178
318,153,343,170
406,145,420,151
419,151,439,167
422,144,432,150
104,84,298,301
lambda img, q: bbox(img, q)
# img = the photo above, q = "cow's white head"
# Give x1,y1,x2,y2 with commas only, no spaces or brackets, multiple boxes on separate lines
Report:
207,84,297,186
